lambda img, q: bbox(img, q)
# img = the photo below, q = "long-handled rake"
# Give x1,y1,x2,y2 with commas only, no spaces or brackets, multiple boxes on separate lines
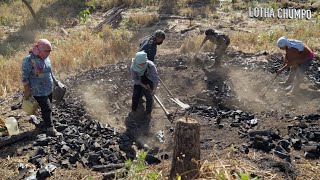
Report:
260,74,279,98
192,40,206,59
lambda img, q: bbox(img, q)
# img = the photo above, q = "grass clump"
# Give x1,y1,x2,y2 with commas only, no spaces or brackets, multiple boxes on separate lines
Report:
122,150,162,180
125,12,159,30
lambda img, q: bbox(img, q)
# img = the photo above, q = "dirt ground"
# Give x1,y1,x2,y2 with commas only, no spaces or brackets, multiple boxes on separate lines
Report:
1,3,320,180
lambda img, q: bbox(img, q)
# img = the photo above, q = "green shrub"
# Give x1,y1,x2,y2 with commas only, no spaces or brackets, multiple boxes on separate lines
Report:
124,150,162,180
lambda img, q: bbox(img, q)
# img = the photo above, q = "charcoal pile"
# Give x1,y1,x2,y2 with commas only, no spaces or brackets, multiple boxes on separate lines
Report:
188,105,257,127
16,63,135,179
288,114,320,159
19,97,127,179
188,105,320,162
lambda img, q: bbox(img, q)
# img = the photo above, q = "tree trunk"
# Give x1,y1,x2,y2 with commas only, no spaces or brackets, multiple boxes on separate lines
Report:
169,118,200,179
22,0,40,25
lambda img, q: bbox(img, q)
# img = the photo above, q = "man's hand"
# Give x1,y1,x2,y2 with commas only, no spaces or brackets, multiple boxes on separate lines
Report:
151,89,156,95
276,70,282,75
24,89,31,98
277,63,289,75
141,84,152,92
23,85,31,98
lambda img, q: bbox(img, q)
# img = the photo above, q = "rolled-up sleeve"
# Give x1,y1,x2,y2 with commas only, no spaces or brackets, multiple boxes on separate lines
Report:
147,62,159,86
130,69,141,85
22,57,31,85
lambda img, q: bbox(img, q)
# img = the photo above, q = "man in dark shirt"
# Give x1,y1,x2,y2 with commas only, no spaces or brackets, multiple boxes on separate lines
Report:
139,30,166,62
201,28,230,67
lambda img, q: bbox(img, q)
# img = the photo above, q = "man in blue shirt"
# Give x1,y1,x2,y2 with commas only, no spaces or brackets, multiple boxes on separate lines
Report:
139,30,166,63
22,39,62,137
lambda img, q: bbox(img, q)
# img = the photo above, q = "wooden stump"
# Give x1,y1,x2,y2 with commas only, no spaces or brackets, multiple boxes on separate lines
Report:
169,118,200,179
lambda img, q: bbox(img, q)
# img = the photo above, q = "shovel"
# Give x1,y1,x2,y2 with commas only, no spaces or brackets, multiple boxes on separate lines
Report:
159,78,190,110
192,37,208,59
260,74,279,98
153,94,174,123
192,41,205,59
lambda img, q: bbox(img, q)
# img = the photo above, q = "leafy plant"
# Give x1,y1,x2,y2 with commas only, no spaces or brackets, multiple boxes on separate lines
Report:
79,3,95,23
257,29,279,43
239,172,260,180
229,144,236,157
124,150,161,180
0,16,10,26
79,8,90,23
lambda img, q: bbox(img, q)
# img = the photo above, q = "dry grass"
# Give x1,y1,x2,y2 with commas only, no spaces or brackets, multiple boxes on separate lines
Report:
0,25,135,97
0,1,25,26
231,19,320,53
177,2,216,18
126,12,159,30
0,155,103,180
180,35,217,54
147,151,290,180
87,0,159,10
49,26,135,72
180,35,203,54
0,0,163,97
0,52,26,97
49,166,103,180
0,155,32,180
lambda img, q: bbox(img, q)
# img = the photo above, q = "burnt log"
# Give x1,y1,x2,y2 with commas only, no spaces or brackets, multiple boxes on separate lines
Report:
0,131,36,149
248,129,280,140
169,118,200,179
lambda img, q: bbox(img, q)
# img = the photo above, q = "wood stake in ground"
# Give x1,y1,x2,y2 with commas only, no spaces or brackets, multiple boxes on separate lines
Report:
169,118,200,179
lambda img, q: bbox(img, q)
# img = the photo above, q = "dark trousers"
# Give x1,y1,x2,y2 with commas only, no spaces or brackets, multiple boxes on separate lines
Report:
34,94,53,128
132,85,153,114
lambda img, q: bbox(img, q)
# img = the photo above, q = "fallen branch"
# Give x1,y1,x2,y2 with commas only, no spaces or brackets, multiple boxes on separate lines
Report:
180,25,200,34
0,130,36,148
159,14,194,20
92,163,125,172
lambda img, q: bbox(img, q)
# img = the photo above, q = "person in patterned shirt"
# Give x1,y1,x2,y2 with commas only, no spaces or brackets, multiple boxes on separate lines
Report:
22,39,62,136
